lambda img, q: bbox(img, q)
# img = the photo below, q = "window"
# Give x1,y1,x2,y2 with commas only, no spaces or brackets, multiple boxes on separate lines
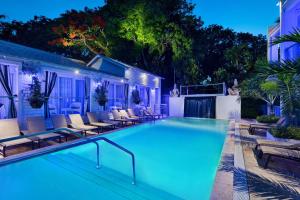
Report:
59,77,73,112
115,84,125,107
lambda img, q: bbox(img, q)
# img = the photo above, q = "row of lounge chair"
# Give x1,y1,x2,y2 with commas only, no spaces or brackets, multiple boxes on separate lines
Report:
246,117,300,168
0,108,162,157
255,138,300,168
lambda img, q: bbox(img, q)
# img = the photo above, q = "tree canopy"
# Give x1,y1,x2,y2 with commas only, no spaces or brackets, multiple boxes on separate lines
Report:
0,0,267,92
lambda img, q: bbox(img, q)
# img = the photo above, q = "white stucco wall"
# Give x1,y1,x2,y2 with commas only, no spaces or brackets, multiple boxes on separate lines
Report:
169,97,185,117
216,96,241,120
169,95,241,120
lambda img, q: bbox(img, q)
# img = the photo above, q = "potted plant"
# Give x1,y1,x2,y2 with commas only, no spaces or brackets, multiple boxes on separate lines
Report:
132,87,141,105
94,84,108,110
28,76,44,108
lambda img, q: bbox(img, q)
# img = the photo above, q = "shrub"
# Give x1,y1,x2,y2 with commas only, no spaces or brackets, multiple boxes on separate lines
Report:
270,127,300,140
241,98,264,119
28,76,44,109
94,85,108,107
256,115,279,123
132,88,141,105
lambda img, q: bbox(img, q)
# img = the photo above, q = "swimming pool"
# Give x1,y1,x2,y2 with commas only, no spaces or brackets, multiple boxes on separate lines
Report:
0,118,228,200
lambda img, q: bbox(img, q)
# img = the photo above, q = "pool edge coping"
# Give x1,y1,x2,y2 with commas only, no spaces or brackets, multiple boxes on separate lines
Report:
210,120,250,200
233,121,250,200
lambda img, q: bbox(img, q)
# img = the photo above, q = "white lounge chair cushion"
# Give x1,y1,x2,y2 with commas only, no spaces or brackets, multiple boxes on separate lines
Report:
71,124,97,131
90,122,112,127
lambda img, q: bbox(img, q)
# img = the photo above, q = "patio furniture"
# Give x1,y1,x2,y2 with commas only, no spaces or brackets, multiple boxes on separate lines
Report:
249,117,286,135
0,118,34,157
141,108,156,120
87,112,114,132
257,145,300,168
127,108,146,121
51,114,82,140
98,111,121,127
119,110,139,122
62,102,82,114
112,110,132,125
146,107,162,119
68,114,98,135
255,138,300,151
25,116,64,146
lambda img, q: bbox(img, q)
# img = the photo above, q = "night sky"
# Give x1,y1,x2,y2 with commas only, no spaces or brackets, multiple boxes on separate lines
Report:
1,0,279,35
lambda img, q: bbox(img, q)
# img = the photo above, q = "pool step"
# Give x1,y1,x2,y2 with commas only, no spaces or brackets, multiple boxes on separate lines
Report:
44,153,181,200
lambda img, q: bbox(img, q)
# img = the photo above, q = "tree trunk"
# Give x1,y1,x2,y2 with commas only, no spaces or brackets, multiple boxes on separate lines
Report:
267,103,274,115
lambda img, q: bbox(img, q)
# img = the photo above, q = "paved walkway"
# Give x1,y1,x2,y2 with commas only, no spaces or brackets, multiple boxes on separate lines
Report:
239,123,300,199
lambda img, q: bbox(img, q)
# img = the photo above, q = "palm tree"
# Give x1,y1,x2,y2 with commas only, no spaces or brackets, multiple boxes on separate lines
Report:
273,28,300,45
259,61,300,125
268,26,300,125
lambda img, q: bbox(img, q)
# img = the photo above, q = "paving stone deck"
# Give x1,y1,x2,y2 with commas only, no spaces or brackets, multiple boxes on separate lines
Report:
240,122,300,200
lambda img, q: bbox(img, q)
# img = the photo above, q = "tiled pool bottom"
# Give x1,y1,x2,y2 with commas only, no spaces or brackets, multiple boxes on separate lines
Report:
0,118,228,200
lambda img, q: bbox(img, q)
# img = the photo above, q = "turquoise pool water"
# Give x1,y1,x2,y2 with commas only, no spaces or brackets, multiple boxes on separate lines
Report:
0,118,228,200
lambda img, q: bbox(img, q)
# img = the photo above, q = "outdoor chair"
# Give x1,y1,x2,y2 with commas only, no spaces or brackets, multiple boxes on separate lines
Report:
25,116,64,146
127,108,146,121
257,145,300,169
141,108,156,120
87,112,114,132
98,111,121,127
0,118,34,157
112,110,132,125
249,117,286,135
146,107,162,119
119,110,139,122
68,114,98,135
255,138,300,151
51,114,82,140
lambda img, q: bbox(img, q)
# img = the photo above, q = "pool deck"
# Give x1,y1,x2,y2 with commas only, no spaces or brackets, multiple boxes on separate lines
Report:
239,122,300,199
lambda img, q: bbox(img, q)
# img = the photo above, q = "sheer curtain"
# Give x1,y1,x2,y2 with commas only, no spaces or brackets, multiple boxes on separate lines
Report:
0,65,17,118
44,71,57,118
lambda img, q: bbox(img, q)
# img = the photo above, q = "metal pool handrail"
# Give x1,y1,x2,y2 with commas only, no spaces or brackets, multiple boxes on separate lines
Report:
0,128,136,185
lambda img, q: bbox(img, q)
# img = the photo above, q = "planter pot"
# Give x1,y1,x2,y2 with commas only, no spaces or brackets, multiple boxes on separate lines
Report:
29,98,44,109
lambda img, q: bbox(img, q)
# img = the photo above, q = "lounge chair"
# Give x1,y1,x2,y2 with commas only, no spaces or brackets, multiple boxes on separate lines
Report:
51,114,82,140
112,110,132,125
26,116,63,145
119,110,139,123
249,117,285,135
141,108,156,120
98,111,121,127
127,108,146,121
87,112,114,132
255,138,300,151
0,119,34,157
146,107,162,119
257,145,300,168
68,114,98,135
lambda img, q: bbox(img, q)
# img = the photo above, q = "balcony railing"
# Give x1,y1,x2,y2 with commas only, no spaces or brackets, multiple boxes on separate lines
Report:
180,83,226,96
